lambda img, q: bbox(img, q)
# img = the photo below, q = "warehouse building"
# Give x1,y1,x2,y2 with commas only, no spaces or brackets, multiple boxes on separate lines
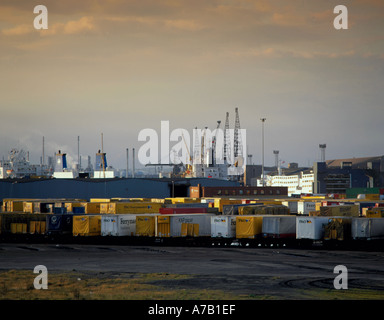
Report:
314,156,384,194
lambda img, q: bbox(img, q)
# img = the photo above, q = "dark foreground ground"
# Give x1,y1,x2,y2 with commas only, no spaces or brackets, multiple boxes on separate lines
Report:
0,242,384,300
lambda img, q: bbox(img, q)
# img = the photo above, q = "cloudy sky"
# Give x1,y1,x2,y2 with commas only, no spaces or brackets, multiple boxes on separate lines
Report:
1,0,383,170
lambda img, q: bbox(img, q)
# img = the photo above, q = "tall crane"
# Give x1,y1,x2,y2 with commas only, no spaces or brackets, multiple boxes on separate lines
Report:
224,112,231,164
211,120,221,167
234,107,243,159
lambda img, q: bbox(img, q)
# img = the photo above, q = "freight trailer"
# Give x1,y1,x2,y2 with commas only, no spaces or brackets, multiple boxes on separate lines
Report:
238,205,290,215
324,217,352,241
0,213,48,235
155,214,215,238
159,207,209,214
352,218,384,240
210,215,237,239
236,216,263,239
262,215,296,239
72,215,101,236
296,216,330,240
222,204,263,215
46,214,75,236
282,201,298,214
319,205,359,217
135,214,159,237
297,201,317,215
108,202,163,214
101,214,137,236
366,208,384,218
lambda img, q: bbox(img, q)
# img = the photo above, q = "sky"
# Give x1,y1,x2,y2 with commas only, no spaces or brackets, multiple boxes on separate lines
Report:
1,0,383,170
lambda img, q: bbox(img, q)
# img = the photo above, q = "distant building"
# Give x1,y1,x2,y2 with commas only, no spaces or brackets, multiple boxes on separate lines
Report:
255,165,314,196
313,156,384,194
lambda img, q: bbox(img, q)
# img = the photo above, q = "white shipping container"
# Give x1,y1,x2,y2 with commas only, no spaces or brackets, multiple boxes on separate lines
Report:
211,216,236,238
296,216,330,240
282,201,298,214
262,215,296,238
157,214,214,237
297,201,316,215
101,214,137,236
352,218,384,240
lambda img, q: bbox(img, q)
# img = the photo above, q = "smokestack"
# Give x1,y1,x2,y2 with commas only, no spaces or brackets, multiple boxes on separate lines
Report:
132,148,135,178
126,148,129,178
42,136,45,166
78,136,80,170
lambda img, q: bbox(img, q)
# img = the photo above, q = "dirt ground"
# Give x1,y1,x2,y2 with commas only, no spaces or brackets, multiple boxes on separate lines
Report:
1,243,384,300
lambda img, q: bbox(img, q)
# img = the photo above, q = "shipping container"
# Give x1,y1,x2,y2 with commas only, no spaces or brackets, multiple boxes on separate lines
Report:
33,201,56,213
101,214,137,236
352,218,384,240
53,207,67,214
222,204,263,215
236,216,263,239
64,202,83,213
346,187,380,199
324,217,352,241
46,214,74,235
3,199,25,212
108,202,163,214
72,206,85,214
29,220,46,234
165,203,209,208
297,201,317,215
11,223,27,234
262,215,296,238
366,208,384,218
159,207,208,214
83,202,101,214
238,205,290,216
0,213,48,234
23,201,34,213
213,199,243,213
319,205,359,217
211,215,236,238
90,198,111,203
282,201,298,214
155,214,214,238
296,216,330,240
136,214,159,237
72,215,101,236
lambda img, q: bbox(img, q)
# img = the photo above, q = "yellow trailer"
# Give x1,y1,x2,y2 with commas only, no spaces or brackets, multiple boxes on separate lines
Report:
319,205,359,217
236,216,263,239
108,202,162,214
73,215,101,236
135,215,158,237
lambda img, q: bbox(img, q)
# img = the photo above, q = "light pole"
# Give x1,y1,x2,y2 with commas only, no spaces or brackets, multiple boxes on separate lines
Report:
261,118,266,187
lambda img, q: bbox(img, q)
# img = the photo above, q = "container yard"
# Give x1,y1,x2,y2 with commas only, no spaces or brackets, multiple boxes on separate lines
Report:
0,193,384,249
